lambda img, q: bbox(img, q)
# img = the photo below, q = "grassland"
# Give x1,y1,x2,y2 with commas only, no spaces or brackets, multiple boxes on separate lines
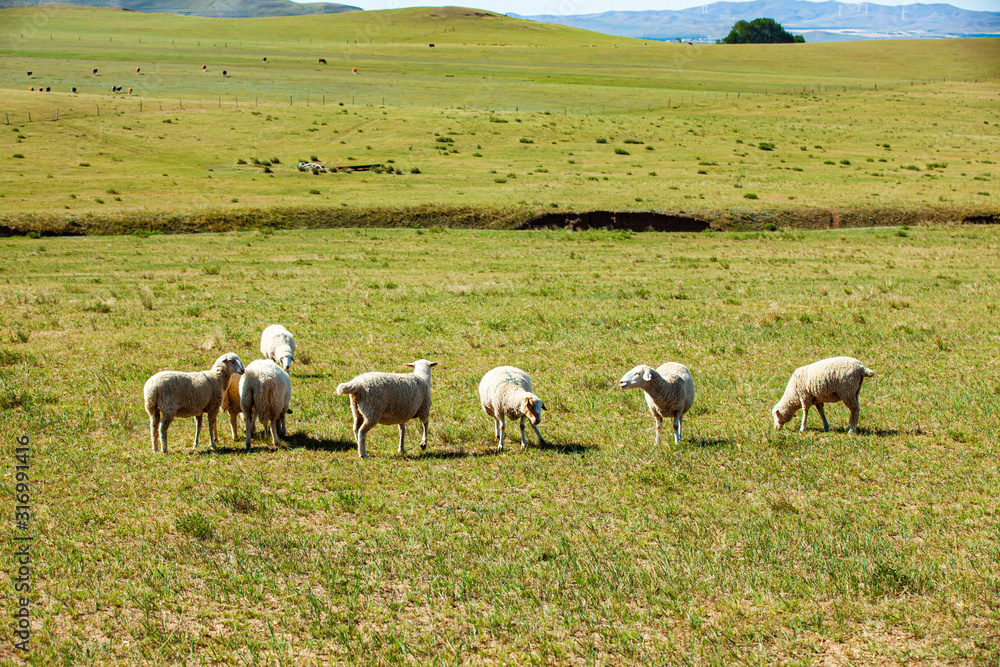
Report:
1,225,998,663
0,6,998,230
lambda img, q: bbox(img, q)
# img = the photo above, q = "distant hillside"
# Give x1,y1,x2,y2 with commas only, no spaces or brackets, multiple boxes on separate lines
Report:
513,0,1000,42
0,0,361,18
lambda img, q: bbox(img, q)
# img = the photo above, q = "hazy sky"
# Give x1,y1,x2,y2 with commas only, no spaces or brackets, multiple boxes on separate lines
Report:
307,0,1000,16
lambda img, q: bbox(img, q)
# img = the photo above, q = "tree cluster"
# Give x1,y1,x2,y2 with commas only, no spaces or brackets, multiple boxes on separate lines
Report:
719,18,805,44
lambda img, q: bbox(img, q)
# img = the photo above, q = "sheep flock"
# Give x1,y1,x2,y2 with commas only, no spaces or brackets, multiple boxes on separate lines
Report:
142,326,874,457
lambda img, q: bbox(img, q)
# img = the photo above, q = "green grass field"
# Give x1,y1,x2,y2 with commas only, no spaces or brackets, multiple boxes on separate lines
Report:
1,226,998,663
1,6,998,229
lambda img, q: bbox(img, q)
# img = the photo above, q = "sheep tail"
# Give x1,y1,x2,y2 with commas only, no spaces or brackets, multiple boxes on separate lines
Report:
336,380,361,395
862,366,875,377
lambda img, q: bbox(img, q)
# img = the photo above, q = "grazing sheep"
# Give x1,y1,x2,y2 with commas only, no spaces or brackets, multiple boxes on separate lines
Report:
240,359,292,450
260,324,295,371
220,373,242,441
143,353,245,454
478,366,547,450
619,362,695,445
772,356,874,433
336,359,437,458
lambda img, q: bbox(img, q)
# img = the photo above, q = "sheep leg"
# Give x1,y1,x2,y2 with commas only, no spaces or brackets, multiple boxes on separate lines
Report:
277,413,287,438
193,415,203,451
843,396,861,434
244,408,255,451
350,397,363,442
398,423,406,455
530,422,547,447
497,416,506,451
653,413,663,446
816,403,830,432
419,419,428,450
491,415,502,441
149,408,160,452
270,419,279,448
158,416,172,454
519,416,528,449
357,419,376,459
208,413,218,451
228,411,239,441
799,400,810,432
673,414,682,444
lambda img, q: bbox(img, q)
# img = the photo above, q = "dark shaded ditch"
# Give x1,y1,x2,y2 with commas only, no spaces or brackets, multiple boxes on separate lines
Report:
519,211,712,232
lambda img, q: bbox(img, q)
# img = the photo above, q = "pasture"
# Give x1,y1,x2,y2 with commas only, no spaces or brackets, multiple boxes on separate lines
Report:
1,225,998,663
0,6,998,228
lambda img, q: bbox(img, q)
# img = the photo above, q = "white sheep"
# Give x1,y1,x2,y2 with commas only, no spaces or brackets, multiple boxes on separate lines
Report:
260,324,296,371
619,362,695,445
240,359,292,450
336,359,437,458
220,373,242,441
143,353,245,453
772,356,874,433
478,366,547,451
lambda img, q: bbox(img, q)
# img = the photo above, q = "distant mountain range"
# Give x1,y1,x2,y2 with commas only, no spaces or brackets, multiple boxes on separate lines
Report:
0,0,360,18
512,0,1000,42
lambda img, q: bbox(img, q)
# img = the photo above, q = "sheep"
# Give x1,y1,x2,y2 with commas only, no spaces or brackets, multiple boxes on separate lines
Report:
143,352,245,454
336,359,437,458
239,359,292,450
478,366,547,451
772,356,874,434
260,324,295,371
619,362,695,445
219,372,242,441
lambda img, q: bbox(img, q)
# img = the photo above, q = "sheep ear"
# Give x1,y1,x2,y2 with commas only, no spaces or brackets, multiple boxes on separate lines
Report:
523,396,533,410
540,401,548,411
428,361,438,367
404,363,415,368
642,368,653,381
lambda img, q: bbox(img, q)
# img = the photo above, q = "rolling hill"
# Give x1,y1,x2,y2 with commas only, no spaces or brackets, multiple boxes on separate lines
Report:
0,0,360,18
514,0,1000,42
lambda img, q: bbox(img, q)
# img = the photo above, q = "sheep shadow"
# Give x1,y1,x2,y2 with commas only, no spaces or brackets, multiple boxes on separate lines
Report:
285,432,356,452
531,440,595,455
686,437,732,449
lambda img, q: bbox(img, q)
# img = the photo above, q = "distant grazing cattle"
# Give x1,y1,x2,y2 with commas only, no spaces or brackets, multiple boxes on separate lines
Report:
128,87,133,94
263,57,267,63
136,67,141,73
352,67,358,74
318,58,327,64
202,65,207,71
71,87,77,93
45,87,50,92
428,43,434,47
27,71,32,76
92,68,98,75
28,86,34,91
222,70,228,76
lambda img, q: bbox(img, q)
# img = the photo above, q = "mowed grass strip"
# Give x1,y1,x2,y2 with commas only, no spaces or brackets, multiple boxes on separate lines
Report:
0,226,997,663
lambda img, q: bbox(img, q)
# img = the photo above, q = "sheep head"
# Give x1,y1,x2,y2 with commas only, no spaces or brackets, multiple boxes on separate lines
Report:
619,365,653,390
215,352,245,376
523,394,546,425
